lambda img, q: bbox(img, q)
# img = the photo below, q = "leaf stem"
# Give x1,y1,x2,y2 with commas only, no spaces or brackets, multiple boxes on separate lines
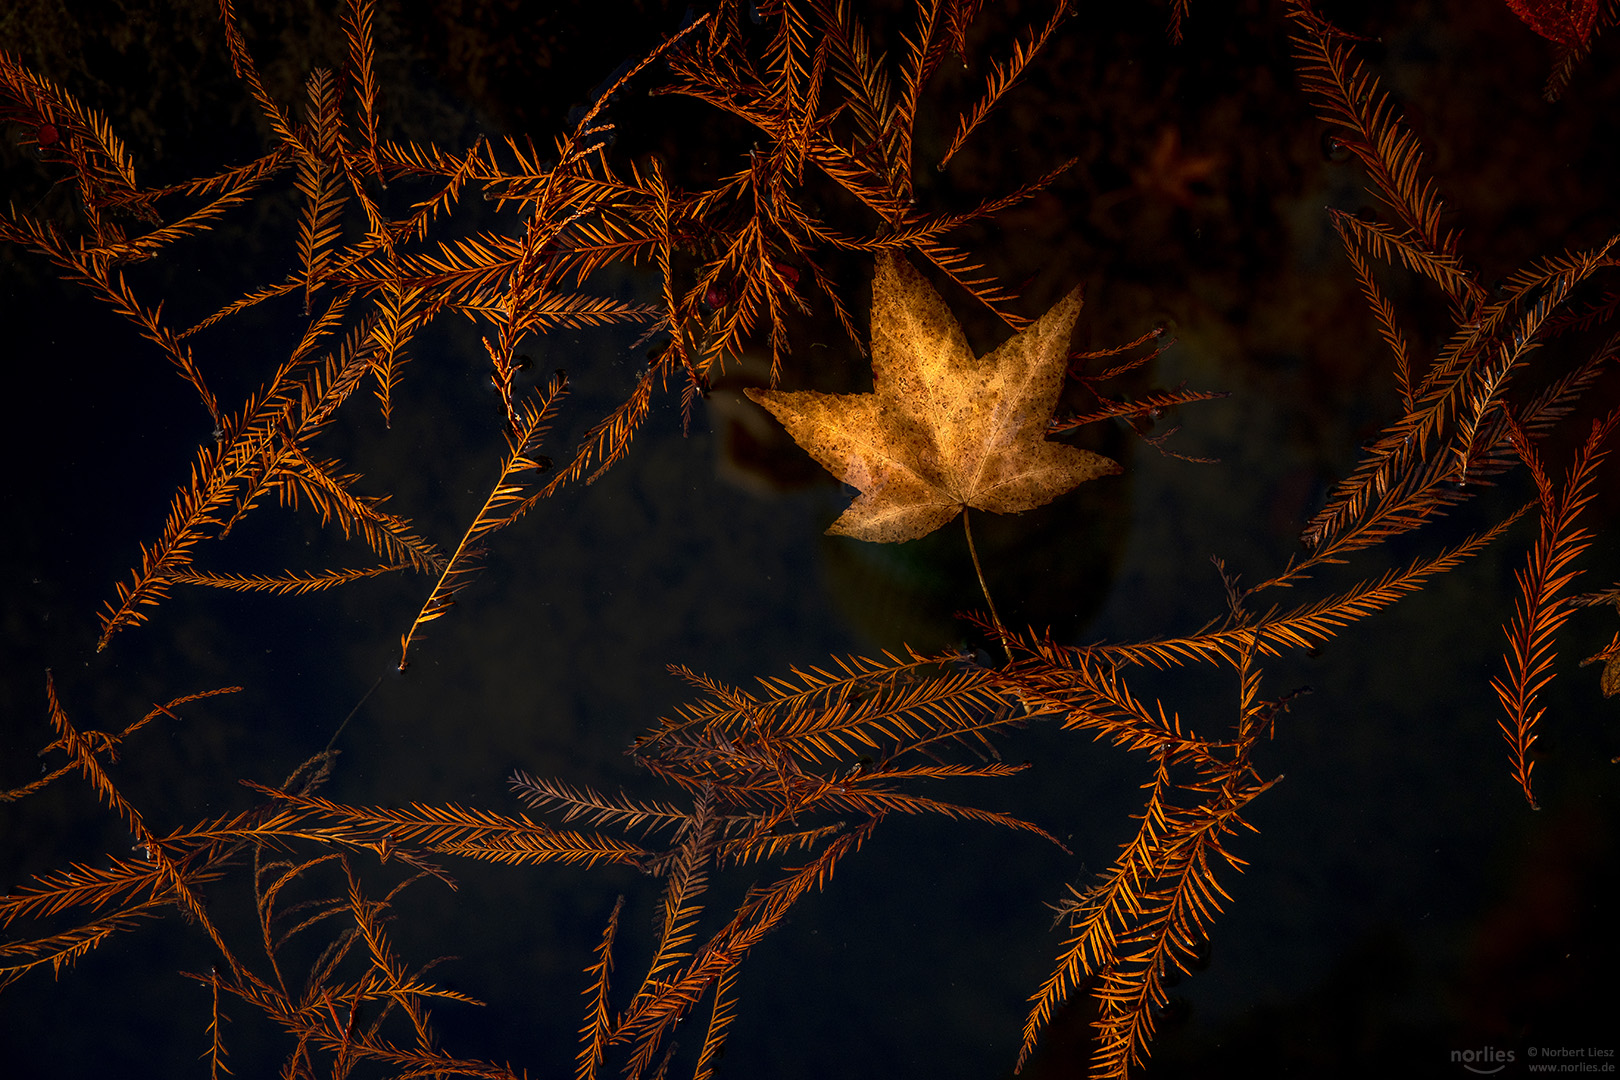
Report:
962,510,1012,664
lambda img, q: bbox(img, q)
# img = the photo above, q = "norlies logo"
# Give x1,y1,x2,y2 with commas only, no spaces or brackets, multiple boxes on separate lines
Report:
1454,1046,1518,1075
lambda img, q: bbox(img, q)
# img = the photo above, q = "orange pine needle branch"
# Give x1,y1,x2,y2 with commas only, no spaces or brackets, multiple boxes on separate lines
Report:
399,372,567,669
1492,410,1619,808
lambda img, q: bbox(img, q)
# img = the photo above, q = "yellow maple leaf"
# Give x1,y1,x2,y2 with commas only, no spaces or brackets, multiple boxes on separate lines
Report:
746,253,1120,543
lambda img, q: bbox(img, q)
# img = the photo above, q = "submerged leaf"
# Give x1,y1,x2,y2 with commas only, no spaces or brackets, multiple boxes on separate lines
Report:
747,254,1119,543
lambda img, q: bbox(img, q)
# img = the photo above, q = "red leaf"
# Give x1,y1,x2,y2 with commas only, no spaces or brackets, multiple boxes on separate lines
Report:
1503,0,1601,48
